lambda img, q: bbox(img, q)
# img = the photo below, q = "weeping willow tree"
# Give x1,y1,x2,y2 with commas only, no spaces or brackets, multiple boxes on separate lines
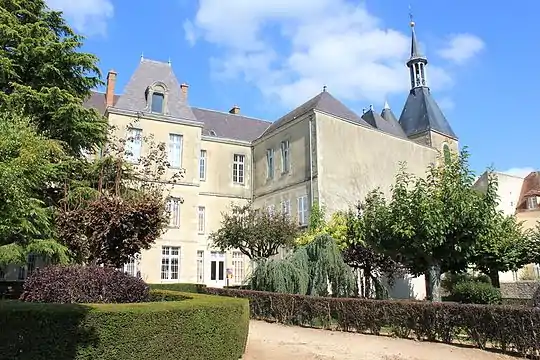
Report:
250,234,357,297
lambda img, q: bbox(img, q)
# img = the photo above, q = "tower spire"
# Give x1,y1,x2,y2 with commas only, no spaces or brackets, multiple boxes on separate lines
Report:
406,9,428,89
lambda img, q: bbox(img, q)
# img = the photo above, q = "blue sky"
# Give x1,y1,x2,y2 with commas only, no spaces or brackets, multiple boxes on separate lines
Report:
47,0,538,177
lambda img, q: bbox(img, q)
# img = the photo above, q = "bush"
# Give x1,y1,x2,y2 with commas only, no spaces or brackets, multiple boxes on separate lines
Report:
0,281,24,299
203,287,540,357
20,265,149,303
441,272,490,294
449,281,501,305
0,290,249,360
148,282,206,294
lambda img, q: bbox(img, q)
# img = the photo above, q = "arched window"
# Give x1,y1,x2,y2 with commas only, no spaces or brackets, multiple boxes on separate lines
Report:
146,82,168,114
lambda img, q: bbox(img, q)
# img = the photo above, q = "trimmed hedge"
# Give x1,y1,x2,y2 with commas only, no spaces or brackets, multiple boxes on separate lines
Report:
449,281,501,305
148,282,207,294
204,287,540,357
0,290,249,360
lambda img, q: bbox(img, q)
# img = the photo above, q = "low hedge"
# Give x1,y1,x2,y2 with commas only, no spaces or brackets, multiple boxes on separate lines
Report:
0,290,249,360
148,282,207,294
204,287,540,357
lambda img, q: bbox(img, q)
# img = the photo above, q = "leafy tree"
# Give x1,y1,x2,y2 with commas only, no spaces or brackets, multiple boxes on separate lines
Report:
0,113,70,266
54,122,183,267
210,203,299,259
0,0,107,154
295,203,348,248
367,149,498,302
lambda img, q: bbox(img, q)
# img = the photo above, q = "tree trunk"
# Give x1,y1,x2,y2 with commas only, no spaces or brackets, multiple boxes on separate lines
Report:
365,265,372,298
488,269,501,288
425,263,442,302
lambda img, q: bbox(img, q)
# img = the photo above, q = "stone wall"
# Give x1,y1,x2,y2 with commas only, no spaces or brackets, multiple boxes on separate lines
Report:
500,281,539,299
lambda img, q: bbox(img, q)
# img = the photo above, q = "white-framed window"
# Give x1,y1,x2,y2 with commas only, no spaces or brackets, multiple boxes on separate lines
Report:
161,246,180,280
210,251,225,281
125,128,142,163
281,199,291,217
197,206,206,234
168,134,183,168
527,196,538,210
122,255,140,278
297,195,309,226
199,150,207,181
233,154,245,184
267,204,275,215
281,140,290,173
18,254,37,280
232,251,244,284
266,148,274,179
167,197,181,227
196,250,204,283
151,92,165,113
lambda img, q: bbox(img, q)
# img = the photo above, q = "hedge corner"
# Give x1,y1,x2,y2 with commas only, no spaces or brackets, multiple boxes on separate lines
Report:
0,291,249,360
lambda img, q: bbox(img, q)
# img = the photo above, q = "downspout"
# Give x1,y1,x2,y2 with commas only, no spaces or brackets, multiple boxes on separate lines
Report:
309,115,314,206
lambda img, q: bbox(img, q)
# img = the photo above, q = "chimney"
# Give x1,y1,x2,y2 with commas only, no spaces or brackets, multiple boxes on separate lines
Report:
229,105,240,115
105,69,117,107
180,83,189,100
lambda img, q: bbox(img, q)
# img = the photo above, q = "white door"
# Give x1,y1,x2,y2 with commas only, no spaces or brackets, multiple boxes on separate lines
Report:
210,251,226,287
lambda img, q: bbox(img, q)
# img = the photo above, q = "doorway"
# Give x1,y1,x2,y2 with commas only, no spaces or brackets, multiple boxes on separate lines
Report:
210,251,226,287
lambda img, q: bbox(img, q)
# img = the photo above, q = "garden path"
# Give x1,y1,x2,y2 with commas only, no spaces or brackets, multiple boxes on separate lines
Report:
243,320,524,360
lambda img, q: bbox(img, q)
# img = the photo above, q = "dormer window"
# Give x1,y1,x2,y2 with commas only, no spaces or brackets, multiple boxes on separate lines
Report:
527,196,538,210
151,92,164,113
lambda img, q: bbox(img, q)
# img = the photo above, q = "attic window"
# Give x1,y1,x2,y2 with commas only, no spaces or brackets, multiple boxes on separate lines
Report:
209,130,217,136
151,92,164,113
527,196,538,210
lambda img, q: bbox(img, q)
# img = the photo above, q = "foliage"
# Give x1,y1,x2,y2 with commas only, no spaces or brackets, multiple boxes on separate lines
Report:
526,222,540,266
448,281,501,305
210,202,299,259
0,291,249,360
148,283,207,294
295,203,348,248
0,0,108,154
205,287,540,357
55,122,182,267
364,149,500,301
0,281,24,299
249,234,357,297
0,114,71,266
20,265,150,303
441,272,491,294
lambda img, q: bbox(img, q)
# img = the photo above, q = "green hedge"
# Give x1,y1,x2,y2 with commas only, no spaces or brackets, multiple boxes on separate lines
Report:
148,282,207,294
0,290,249,360
204,287,539,357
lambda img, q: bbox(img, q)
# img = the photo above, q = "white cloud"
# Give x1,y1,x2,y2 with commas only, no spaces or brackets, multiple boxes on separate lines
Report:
185,1,480,109
46,0,114,36
501,167,536,178
437,34,485,65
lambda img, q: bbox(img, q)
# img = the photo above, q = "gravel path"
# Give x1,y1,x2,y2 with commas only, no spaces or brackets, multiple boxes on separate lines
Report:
243,320,524,360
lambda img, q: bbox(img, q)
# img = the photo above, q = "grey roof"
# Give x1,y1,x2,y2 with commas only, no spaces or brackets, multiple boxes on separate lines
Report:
408,23,427,64
114,59,197,122
262,91,370,136
398,87,457,139
191,107,271,142
83,91,119,114
361,108,407,139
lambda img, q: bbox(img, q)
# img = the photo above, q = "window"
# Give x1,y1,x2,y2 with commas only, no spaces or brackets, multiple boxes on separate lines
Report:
210,251,225,281
527,196,538,210
281,140,290,173
281,199,291,217
267,204,275,215
168,134,183,168
125,128,142,162
122,255,139,277
197,206,206,234
199,150,207,181
167,198,181,227
232,251,244,284
196,250,204,283
266,149,274,179
297,195,309,226
161,246,180,280
233,154,245,184
18,254,37,280
151,92,165,113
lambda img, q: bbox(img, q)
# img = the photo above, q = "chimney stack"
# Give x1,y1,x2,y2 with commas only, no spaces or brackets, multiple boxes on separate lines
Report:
106,69,117,107
229,105,240,115
180,83,189,101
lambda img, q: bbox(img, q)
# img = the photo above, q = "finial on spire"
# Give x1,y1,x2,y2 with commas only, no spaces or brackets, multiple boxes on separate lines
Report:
369,104,374,111
322,85,327,92
168,57,172,66
140,52,144,62
408,5,415,27
384,100,390,109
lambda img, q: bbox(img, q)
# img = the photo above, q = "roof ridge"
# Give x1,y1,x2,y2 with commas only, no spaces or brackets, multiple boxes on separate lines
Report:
141,58,170,66
191,106,271,124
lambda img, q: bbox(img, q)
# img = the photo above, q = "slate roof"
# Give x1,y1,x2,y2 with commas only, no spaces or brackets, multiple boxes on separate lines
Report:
114,59,197,122
398,87,457,139
83,91,119,114
262,91,370,137
191,107,271,142
361,107,407,139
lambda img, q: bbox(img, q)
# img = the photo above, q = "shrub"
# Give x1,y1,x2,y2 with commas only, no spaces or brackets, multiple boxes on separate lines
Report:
148,282,206,294
0,291,249,360
0,281,24,299
20,265,149,303
449,281,501,305
441,272,490,294
203,287,540,357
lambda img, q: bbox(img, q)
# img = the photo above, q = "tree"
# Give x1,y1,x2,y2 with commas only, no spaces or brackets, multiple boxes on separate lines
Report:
295,202,348,248
0,0,107,154
54,121,183,267
209,203,299,259
0,113,70,266
367,149,498,302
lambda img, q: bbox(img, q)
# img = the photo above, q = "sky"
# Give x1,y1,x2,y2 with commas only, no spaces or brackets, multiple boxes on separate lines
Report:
45,0,539,177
